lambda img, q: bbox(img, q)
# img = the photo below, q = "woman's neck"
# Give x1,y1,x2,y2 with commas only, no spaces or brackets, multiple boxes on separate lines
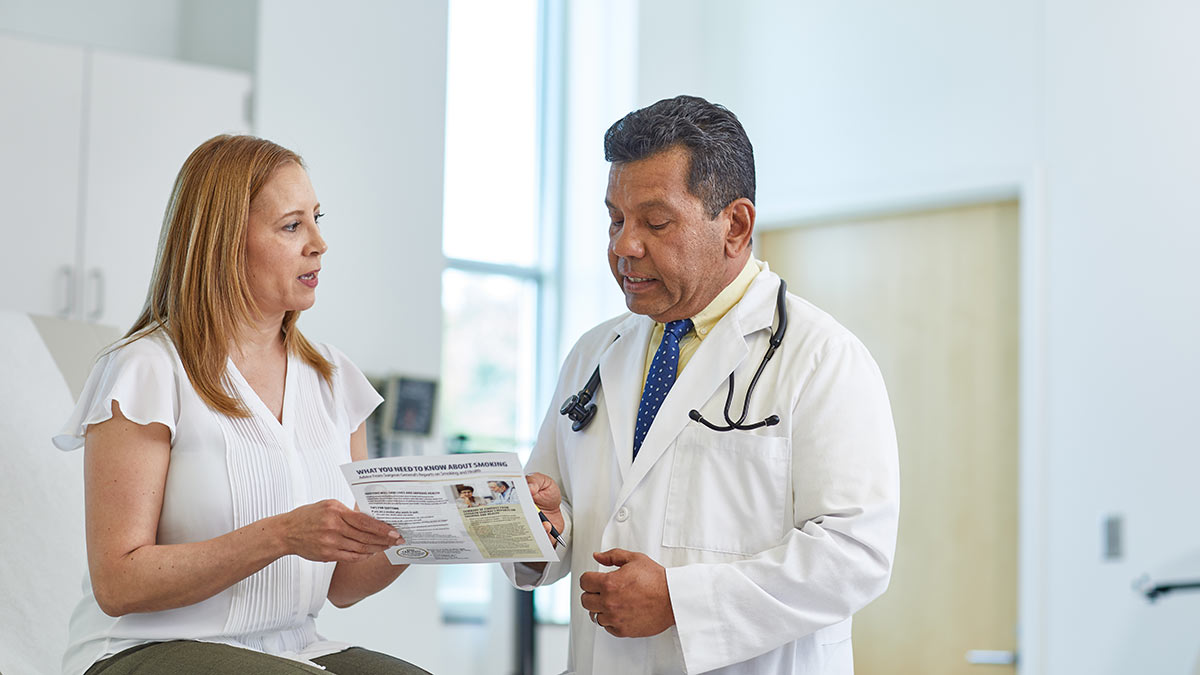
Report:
231,314,287,362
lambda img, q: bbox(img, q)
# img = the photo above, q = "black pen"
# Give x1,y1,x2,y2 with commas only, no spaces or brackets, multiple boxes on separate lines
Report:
538,510,566,548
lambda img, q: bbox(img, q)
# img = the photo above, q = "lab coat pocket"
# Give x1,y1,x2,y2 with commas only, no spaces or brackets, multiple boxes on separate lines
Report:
662,426,790,555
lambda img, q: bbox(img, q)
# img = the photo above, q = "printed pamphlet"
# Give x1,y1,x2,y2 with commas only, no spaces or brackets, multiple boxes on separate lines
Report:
341,452,558,565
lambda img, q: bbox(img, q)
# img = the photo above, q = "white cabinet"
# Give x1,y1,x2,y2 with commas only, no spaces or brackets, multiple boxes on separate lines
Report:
82,50,251,328
1,33,251,329
0,34,84,319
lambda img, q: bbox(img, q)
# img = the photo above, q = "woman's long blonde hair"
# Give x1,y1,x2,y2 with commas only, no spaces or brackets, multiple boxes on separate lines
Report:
125,134,333,417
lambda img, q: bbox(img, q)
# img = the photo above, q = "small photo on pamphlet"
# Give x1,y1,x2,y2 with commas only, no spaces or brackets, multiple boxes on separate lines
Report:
451,480,522,508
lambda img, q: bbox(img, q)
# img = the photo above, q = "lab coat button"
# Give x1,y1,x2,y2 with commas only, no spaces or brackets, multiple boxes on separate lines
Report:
615,506,630,522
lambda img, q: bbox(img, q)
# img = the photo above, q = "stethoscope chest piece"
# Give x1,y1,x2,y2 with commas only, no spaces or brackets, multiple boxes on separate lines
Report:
560,364,603,431
560,392,597,432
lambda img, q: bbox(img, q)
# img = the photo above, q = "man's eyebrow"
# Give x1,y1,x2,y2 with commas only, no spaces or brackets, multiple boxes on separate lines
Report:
603,198,673,211
635,199,672,211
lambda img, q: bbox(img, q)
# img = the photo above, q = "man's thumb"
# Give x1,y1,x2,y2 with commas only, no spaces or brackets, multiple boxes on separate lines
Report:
593,548,635,567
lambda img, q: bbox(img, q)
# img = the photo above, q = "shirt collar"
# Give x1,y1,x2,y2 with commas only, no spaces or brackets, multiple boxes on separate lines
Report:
686,256,762,341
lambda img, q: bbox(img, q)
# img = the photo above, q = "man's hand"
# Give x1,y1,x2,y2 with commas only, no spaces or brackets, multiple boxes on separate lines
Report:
579,549,676,637
526,472,564,541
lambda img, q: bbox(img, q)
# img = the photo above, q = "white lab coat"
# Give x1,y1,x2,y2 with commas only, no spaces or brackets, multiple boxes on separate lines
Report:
505,265,899,675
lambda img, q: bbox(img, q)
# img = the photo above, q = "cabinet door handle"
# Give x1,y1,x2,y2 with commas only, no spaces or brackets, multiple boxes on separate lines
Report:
86,268,105,321
57,265,76,318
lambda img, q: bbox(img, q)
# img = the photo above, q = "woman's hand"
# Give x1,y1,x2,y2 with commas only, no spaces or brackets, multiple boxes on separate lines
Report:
280,499,401,563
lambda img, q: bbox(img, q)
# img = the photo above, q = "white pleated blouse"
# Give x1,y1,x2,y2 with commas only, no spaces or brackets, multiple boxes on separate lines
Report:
52,329,383,675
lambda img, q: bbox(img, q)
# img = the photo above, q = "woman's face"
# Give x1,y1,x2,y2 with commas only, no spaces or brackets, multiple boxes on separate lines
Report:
245,162,326,318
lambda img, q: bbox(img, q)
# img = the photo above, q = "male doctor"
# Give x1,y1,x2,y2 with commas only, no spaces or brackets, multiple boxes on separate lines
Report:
504,95,899,674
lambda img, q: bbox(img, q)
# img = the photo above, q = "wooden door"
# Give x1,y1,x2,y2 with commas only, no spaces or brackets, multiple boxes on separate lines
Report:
760,201,1019,673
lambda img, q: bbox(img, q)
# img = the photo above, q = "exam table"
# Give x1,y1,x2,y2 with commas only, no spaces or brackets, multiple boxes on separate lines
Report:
0,311,121,675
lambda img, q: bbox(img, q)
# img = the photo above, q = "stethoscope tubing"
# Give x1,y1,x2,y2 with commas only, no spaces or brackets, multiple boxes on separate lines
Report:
688,279,787,431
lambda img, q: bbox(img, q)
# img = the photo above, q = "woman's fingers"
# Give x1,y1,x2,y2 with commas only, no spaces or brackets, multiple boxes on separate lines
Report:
340,508,402,545
285,500,401,562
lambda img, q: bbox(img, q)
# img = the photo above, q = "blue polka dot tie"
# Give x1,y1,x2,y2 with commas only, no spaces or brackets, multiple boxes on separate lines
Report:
633,318,694,459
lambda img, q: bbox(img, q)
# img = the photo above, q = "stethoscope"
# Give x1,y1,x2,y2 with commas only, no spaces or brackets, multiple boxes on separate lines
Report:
560,278,789,433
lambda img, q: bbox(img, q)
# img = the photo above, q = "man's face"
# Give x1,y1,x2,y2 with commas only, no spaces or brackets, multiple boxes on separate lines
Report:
606,146,732,323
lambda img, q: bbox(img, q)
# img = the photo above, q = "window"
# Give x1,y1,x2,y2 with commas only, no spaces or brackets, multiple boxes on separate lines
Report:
437,0,570,627
440,269,539,455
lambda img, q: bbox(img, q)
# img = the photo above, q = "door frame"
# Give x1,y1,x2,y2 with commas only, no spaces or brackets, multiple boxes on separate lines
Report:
755,168,1049,675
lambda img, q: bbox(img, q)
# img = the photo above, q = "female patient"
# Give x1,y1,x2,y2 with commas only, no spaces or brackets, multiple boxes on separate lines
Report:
54,135,431,675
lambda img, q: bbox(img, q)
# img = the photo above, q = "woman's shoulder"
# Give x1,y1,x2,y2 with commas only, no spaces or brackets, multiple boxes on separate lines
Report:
295,338,355,402
116,328,176,356
304,339,361,380
103,329,179,372
54,328,181,450
299,338,382,429
308,339,345,364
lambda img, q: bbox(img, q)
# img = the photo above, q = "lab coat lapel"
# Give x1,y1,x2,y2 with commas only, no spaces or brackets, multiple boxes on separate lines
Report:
613,270,781,506
599,313,652,484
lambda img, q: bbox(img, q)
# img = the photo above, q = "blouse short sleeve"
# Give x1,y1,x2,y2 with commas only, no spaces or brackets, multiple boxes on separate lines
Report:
323,343,383,432
52,333,179,451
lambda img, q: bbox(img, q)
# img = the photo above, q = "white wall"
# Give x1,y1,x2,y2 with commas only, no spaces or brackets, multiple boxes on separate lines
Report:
1042,1,1200,672
634,1,1200,673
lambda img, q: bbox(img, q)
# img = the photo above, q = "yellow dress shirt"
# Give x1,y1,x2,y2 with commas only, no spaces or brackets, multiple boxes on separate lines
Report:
640,257,763,390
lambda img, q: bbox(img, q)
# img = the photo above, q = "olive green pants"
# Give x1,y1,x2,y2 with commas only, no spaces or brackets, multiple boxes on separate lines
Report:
84,641,433,674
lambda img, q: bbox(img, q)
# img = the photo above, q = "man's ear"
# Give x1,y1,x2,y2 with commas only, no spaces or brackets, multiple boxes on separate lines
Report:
724,198,756,258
